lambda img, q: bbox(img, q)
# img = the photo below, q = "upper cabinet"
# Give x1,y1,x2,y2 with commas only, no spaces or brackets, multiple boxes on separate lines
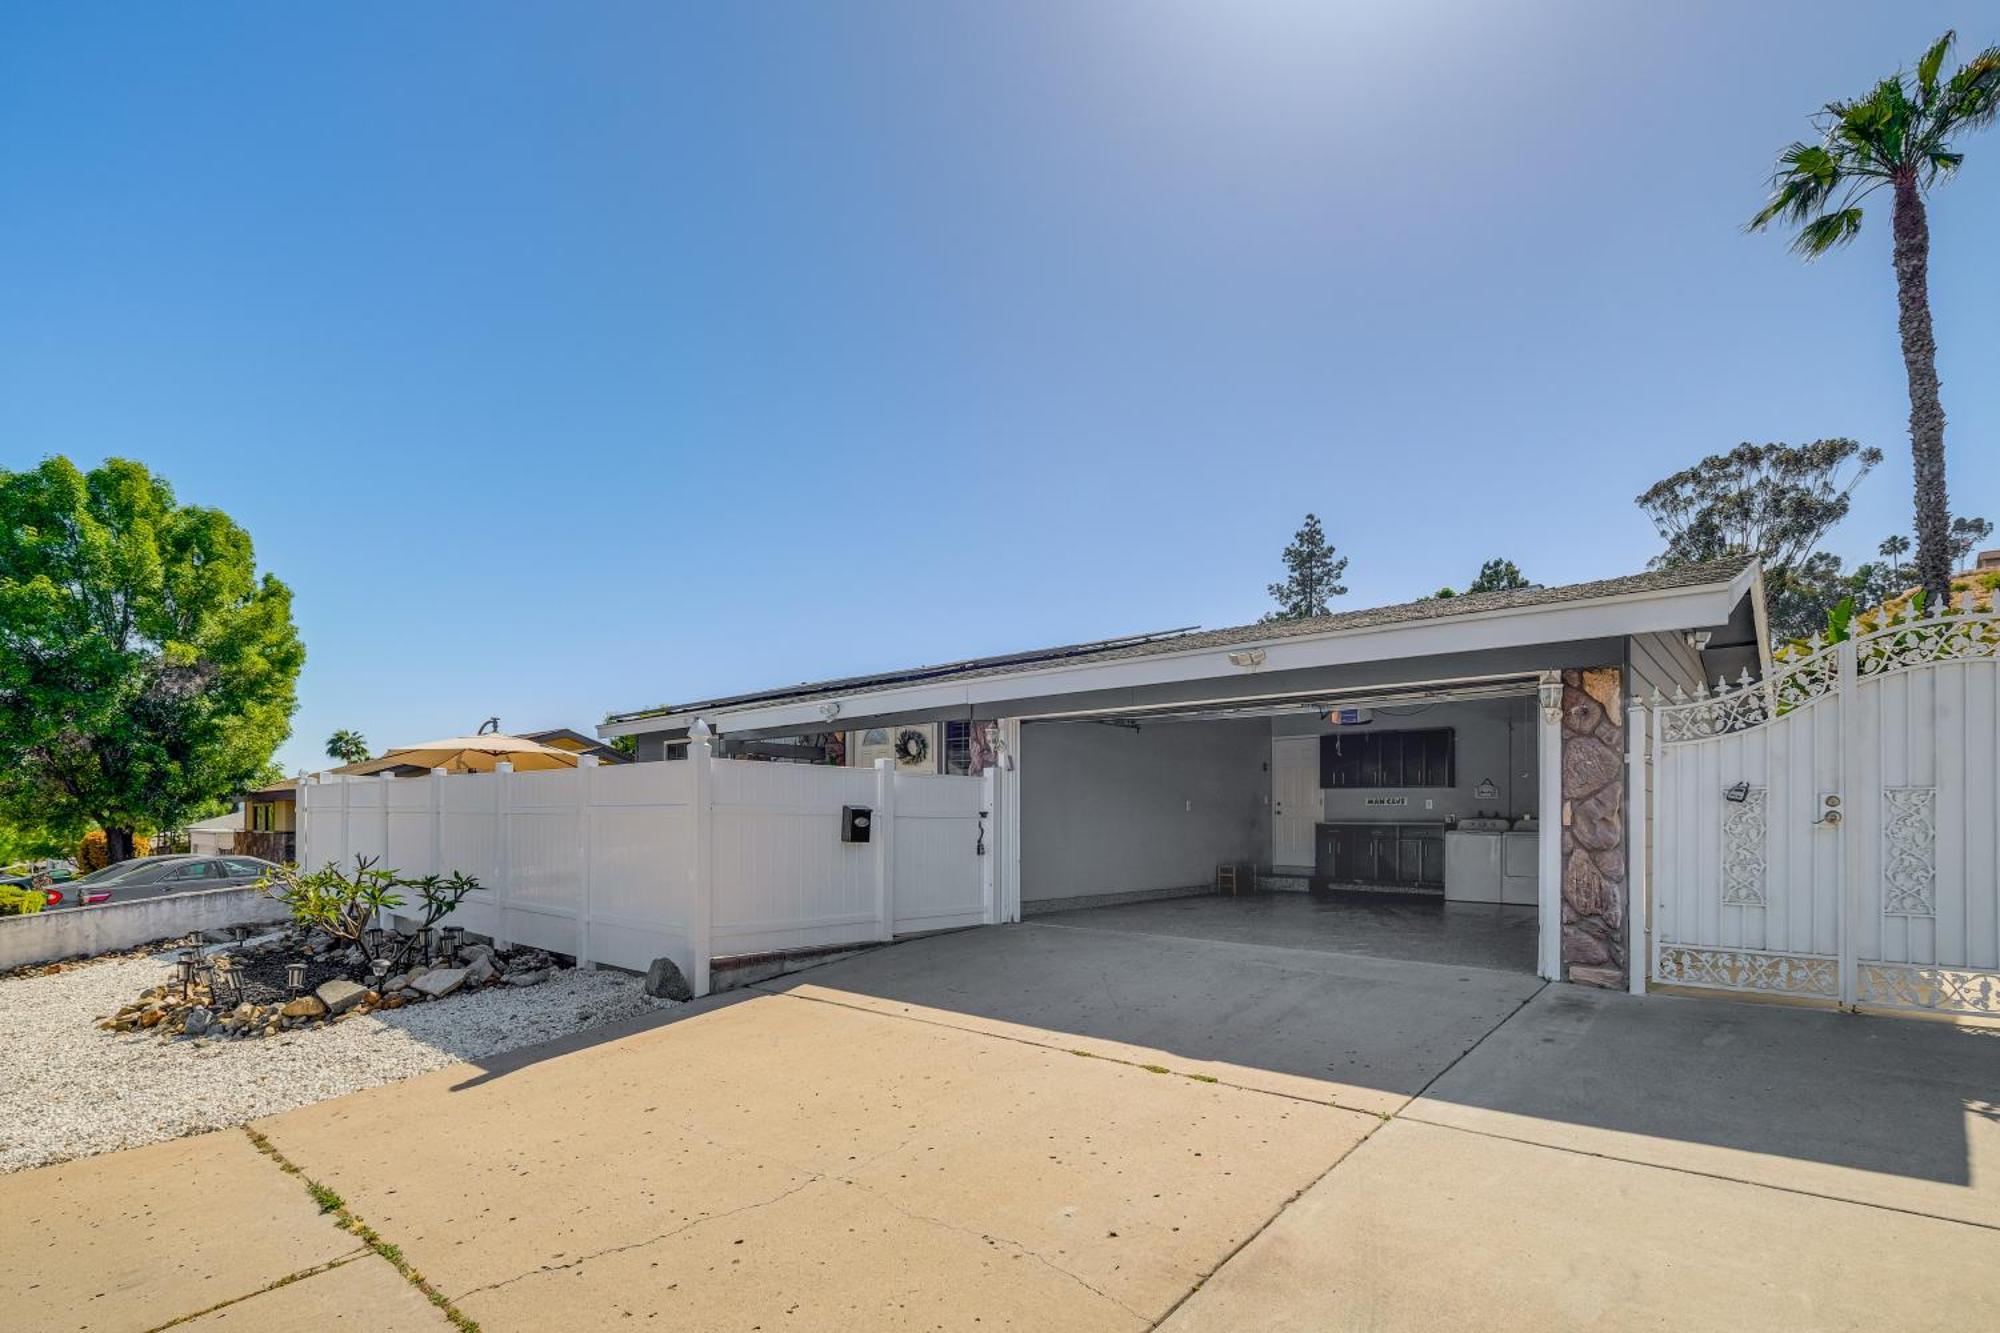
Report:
1319,728,1456,790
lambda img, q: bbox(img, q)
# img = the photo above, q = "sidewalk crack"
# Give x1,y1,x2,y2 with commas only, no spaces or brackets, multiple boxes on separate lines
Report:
450,1174,823,1302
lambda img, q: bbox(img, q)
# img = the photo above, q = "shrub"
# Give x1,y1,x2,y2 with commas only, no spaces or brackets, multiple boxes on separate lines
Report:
0,884,47,916
257,856,484,967
75,830,152,872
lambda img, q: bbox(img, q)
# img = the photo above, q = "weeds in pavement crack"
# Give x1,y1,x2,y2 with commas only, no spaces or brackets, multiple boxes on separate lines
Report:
242,1127,481,1332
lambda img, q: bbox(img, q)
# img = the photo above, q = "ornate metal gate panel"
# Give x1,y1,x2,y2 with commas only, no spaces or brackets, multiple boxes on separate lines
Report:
1649,606,2000,1016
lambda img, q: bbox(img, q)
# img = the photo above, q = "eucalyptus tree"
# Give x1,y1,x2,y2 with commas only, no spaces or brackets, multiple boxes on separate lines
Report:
1749,30,2000,607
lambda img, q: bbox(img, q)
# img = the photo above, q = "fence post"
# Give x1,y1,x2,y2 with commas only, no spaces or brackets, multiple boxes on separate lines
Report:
576,756,597,970
429,767,446,880
874,758,896,941
293,770,309,868
1625,694,1648,996
1836,635,1860,1009
337,772,352,872
980,764,998,925
377,773,394,867
688,731,714,997
493,761,514,952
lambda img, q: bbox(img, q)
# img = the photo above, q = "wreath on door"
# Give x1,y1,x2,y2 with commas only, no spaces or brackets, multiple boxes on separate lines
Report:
893,728,931,766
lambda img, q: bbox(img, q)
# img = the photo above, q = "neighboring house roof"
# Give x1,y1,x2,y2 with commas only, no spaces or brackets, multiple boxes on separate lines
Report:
184,812,243,834
520,727,629,763
603,556,1761,736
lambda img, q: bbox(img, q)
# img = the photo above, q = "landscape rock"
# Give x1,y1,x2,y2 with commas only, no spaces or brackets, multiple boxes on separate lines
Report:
315,979,369,1016
413,967,468,999
183,1006,213,1037
282,995,327,1020
644,956,693,1001
464,955,496,986
505,969,548,988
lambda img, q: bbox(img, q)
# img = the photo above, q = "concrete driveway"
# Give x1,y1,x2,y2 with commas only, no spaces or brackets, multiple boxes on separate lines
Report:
6,909,1998,1331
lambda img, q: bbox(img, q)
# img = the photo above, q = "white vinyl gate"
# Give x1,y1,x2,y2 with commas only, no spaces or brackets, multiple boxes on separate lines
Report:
1648,606,2000,1015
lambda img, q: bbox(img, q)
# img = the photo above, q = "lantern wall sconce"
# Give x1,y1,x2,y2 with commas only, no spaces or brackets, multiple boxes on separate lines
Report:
1537,672,1565,723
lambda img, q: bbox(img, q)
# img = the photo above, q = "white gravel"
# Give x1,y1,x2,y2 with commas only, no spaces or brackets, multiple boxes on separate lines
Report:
0,952,676,1174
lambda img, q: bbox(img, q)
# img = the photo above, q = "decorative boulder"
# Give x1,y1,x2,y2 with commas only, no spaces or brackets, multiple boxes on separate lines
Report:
282,995,327,1019
644,957,693,1002
316,979,369,1016
504,969,548,988
413,967,468,999
184,1006,213,1037
464,954,497,986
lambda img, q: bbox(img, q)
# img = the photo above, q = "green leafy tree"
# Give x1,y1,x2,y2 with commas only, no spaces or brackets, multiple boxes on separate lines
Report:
1262,514,1348,622
0,457,304,863
325,728,370,765
1749,30,2000,608
1466,559,1530,594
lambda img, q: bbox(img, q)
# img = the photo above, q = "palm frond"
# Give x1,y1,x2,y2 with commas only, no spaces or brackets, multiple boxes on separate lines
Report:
1936,47,2000,131
1916,30,1955,104
1791,207,1864,258
1748,143,1843,230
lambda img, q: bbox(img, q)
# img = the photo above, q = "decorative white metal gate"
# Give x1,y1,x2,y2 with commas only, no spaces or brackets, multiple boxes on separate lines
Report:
1648,605,2000,1016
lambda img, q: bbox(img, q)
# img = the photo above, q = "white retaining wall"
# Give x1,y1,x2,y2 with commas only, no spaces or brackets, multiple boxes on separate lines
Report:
0,885,291,971
299,742,995,996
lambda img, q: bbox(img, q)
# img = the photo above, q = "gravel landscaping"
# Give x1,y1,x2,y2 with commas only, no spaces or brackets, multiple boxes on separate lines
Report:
0,949,677,1174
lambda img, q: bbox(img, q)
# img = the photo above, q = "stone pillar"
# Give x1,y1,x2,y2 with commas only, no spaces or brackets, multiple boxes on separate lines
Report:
1561,667,1627,988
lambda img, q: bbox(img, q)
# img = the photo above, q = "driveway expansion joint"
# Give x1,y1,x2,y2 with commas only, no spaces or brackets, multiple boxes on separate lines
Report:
1394,1111,2000,1234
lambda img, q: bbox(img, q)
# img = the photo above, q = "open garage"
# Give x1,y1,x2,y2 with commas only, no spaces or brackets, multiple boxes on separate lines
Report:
601,557,1766,994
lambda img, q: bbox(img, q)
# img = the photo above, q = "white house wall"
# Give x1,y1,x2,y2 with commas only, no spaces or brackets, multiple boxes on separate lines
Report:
1019,718,1269,908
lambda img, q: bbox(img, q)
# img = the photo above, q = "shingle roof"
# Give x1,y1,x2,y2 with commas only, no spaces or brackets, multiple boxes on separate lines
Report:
607,556,1754,725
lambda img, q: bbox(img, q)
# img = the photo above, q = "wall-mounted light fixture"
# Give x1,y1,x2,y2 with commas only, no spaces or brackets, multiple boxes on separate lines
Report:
1537,672,1565,723
818,701,842,722
1723,781,1751,804
1686,630,1713,652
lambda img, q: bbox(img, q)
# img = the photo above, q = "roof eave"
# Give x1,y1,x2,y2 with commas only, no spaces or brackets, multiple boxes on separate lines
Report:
599,566,1756,740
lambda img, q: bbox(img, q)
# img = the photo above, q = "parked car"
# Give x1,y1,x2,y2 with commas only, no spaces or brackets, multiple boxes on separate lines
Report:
43,855,279,908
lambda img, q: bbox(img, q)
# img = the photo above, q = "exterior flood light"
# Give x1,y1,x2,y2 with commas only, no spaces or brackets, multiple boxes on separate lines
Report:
1724,781,1751,804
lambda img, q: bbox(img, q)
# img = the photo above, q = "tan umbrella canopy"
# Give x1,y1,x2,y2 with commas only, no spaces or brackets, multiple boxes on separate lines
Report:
342,734,582,775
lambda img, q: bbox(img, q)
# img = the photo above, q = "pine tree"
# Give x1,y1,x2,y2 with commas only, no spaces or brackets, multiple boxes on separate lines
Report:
1263,514,1348,622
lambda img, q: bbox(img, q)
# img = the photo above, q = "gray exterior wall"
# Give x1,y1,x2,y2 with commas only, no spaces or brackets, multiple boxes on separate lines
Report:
0,885,290,972
1020,718,1269,904
1273,695,1539,823
1626,630,1705,700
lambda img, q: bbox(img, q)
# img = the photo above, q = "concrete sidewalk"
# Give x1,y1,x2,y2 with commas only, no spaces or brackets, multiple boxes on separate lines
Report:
6,922,1997,1331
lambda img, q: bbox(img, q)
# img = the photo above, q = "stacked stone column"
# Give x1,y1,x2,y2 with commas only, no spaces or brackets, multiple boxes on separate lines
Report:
1560,667,1627,988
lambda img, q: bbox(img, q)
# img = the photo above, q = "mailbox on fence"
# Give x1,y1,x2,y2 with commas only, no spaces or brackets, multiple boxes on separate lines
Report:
841,805,873,844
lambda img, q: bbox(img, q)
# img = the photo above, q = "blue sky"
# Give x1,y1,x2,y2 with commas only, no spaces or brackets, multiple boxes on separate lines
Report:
2,2,1995,774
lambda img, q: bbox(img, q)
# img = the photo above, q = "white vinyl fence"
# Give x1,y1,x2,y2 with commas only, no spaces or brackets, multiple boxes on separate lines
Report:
1645,605,2000,1016
298,742,996,996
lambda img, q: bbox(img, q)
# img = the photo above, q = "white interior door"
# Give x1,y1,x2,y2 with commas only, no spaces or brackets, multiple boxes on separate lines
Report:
1271,737,1319,869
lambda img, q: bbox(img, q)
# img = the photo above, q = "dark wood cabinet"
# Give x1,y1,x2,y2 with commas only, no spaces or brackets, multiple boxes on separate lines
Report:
1314,822,1446,891
1319,728,1454,790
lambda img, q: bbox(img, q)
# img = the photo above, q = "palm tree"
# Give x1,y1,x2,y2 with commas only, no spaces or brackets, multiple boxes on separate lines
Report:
1749,31,2000,607
325,729,370,765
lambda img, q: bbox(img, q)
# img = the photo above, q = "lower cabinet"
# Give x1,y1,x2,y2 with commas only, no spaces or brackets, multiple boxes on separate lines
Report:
1315,823,1445,891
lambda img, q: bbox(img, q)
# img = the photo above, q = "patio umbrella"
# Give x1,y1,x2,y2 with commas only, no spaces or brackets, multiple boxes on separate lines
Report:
342,734,583,775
